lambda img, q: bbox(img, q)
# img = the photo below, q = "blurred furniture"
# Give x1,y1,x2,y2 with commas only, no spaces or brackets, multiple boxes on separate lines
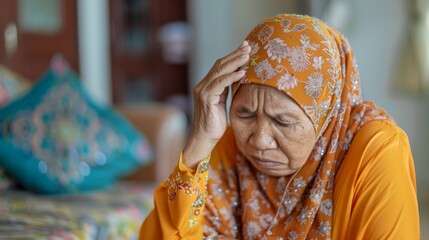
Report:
117,102,187,182
1,0,190,104
0,0,79,80
109,0,189,103
0,102,187,239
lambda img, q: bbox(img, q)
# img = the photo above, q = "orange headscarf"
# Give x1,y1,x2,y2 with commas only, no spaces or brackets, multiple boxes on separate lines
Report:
229,14,392,239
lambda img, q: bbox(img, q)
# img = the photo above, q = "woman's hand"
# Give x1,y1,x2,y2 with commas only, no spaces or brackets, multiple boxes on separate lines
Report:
183,41,251,168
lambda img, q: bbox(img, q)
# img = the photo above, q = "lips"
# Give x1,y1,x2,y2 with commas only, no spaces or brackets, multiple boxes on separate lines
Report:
249,155,285,168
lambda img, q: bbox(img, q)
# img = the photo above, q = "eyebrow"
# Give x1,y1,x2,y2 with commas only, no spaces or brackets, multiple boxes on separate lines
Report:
236,106,300,120
273,113,299,122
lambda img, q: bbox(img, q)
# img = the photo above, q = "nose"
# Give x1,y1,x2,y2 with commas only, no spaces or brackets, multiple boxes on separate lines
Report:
249,125,277,150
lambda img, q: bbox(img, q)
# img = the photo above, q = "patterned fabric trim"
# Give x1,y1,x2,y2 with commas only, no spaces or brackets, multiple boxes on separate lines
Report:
166,152,210,228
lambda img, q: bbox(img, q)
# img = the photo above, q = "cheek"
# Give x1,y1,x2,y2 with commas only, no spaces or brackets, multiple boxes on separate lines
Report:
231,117,250,149
278,124,315,160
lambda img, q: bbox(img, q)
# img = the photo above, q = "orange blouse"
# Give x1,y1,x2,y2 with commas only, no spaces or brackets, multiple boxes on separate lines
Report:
140,120,420,239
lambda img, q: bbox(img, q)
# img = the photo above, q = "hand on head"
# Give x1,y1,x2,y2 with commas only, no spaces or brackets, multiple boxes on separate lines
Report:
183,41,251,168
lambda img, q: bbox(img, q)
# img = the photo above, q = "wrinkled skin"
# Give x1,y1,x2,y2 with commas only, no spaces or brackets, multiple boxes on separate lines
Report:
230,84,316,176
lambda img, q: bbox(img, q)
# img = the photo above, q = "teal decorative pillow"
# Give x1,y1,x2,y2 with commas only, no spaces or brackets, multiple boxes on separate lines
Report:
0,65,32,190
0,67,152,194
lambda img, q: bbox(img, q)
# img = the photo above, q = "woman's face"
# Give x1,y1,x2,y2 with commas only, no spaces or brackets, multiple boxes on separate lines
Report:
230,84,316,177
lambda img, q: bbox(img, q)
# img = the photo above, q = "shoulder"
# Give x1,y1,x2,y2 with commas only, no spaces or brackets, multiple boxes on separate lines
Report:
349,120,411,165
334,122,419,239
338,119,415,189
354,119,408,146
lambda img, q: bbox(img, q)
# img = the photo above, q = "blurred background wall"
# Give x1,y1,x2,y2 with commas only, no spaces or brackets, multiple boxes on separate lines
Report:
187,0,304,89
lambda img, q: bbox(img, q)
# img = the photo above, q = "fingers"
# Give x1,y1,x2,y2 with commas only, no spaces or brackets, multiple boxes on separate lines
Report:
194,70,245,106
210,41,251,80
206,70,245,97
193,41,250,105
216,41,250,67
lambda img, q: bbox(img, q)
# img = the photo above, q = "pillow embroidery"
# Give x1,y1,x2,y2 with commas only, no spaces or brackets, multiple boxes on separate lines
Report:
0,69,152,193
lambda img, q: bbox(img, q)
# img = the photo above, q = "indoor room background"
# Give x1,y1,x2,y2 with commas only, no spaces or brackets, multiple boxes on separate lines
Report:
1,0,428,237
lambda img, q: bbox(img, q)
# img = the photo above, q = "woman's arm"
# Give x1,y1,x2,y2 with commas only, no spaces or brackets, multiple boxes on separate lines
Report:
183,41,250,169
139,42,250,239
140,153,210,239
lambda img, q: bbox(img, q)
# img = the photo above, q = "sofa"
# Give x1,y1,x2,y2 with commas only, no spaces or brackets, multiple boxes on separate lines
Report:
0,63,187,239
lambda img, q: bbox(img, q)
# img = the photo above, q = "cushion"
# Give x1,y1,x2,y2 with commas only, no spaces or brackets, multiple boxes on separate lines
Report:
0,66,153,194
0,65,32,190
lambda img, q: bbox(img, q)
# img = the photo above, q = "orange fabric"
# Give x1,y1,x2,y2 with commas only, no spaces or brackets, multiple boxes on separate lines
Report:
332,120,419,239
140,14,420,239
140,152,210,239
229,14,396,238
140,122,419,239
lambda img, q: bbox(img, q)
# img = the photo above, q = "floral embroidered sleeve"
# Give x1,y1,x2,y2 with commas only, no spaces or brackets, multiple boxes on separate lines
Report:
139,153,210,240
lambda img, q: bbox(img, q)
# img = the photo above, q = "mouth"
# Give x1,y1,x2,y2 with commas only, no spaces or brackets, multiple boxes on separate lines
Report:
249,155,285,169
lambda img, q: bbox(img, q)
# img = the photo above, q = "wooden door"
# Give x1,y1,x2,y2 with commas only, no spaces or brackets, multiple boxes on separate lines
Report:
109,0,189,103
0,0,78,81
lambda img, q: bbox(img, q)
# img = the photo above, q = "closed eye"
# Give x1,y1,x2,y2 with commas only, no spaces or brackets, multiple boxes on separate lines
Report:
274,119,296,127
236,113,255,119
235,107,255,119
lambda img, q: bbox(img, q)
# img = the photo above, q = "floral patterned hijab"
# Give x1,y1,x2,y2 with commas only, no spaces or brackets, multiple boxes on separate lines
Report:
229,14,392,239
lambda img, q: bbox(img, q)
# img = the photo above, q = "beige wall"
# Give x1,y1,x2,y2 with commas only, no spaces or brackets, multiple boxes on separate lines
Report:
229,1,299,47
77,0,110,105
187,0,299,88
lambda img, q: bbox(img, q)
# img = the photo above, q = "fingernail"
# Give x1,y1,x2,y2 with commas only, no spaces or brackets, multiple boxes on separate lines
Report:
240,45,251,52
238,70,245,75
240,53,249,59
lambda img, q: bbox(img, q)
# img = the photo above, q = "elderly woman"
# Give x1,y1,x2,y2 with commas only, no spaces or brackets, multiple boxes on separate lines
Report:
140,14,420,239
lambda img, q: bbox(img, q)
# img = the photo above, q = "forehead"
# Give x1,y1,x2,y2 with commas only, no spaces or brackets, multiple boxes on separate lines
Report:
233,84,303,113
